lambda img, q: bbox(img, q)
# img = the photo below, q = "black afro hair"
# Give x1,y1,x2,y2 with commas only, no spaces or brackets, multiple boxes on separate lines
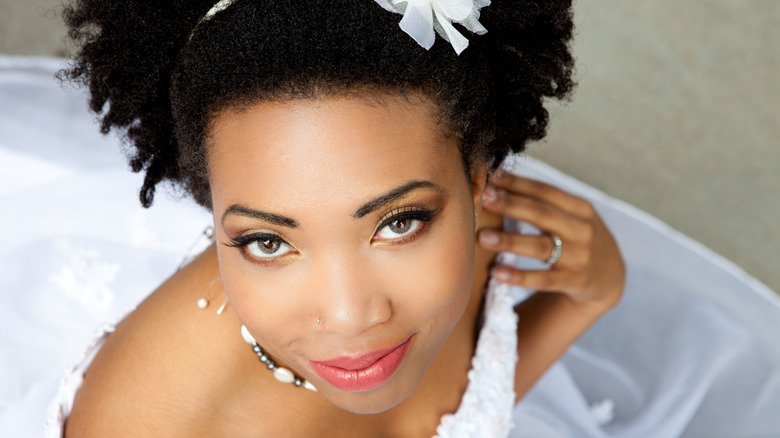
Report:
60,0,575,209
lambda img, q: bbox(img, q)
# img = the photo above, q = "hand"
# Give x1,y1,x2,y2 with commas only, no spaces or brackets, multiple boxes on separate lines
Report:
478,172,625,309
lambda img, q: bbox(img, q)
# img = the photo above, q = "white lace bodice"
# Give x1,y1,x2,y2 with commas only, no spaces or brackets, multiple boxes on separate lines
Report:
434,280,518,438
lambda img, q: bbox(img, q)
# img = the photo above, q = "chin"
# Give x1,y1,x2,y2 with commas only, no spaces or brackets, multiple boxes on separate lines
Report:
323,382,418,415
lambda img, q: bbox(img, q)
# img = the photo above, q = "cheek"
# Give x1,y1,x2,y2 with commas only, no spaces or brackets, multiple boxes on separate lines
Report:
217,247,306,347
391,213,476,331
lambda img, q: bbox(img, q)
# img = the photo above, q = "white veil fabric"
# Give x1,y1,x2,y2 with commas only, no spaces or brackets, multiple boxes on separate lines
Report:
1,56,779,437
504,162,780,436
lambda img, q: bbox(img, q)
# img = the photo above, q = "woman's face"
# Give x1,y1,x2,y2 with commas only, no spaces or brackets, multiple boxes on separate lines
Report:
208,94,484,414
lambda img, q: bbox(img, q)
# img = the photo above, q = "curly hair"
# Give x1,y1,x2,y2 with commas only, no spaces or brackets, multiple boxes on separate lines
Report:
59,0,575,209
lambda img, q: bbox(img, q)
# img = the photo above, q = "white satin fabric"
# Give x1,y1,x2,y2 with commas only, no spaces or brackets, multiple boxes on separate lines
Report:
2,56,779,437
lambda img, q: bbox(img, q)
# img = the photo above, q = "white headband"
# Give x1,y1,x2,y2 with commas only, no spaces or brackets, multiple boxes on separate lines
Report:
201,0,236,23
197,0,490,55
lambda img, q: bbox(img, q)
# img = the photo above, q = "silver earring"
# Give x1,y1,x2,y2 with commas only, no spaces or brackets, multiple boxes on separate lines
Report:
197,276,228,315
474,211,479,232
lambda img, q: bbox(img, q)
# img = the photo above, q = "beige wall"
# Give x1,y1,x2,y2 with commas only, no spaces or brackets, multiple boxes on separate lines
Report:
531,1,779,293
2,0,778,292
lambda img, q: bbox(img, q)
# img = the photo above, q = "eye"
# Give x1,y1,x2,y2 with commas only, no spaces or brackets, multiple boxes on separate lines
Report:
225,232,295,261
373,208,438,243
375,217,422,240
245,237,293,259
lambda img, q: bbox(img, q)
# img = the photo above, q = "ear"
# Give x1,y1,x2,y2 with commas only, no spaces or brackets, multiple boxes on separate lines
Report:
470,163,489,216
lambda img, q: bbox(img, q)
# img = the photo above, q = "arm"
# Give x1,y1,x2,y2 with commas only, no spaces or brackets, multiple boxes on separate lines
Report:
511,291,616,400
478,173,625,401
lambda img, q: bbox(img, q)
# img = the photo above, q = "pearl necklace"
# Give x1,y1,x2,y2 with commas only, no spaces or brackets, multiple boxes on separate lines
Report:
240,325,317,392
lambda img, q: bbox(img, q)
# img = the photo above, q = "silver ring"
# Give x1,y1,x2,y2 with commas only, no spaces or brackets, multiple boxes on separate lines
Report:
546,234,563,265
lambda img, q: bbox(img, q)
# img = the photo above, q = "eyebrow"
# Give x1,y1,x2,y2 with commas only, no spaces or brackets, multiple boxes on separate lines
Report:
354,180,443,218
221,205,299,228
221,180,444,227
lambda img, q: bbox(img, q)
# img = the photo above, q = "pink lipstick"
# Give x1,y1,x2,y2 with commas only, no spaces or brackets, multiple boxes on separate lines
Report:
309,337,411,392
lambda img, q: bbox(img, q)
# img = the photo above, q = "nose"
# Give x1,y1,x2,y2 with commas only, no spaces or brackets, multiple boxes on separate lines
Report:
310,255,392,336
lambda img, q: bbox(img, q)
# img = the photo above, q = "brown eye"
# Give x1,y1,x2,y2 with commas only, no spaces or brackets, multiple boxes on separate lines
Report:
389,219,411,234
246,237,292,258
375,217,422,241
259,239,278,253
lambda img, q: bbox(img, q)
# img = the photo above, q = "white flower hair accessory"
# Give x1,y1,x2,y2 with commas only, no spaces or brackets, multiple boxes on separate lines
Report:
374,0,491,55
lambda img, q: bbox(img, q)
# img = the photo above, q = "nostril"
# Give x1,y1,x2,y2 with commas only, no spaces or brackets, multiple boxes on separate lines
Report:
313,293,393,336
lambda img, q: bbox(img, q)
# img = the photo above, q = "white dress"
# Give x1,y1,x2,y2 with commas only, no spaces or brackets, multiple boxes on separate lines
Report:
2,55,779,437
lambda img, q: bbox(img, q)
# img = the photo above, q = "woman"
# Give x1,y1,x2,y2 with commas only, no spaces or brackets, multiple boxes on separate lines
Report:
50,0,625,436
32,0,777,436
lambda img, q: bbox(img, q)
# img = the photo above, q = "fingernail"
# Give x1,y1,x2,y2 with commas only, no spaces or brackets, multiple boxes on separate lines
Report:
482,186,497,204
492,268,511,282
479,229,500,246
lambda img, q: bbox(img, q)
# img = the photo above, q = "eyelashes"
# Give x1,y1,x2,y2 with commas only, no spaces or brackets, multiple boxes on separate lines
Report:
372,207,437,243
225,232,295,260
225,206,439,264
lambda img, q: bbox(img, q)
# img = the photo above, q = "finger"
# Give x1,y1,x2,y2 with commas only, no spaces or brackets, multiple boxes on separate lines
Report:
491,265,575,291
480,229,588,267
489,173,595,219
479,229,555,260
482,189,590,241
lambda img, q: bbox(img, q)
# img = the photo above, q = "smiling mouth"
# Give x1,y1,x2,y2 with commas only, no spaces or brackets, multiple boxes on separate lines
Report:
308,337,412,392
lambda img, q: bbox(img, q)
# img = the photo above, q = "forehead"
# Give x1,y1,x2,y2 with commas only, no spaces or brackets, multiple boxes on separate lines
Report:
207,96,466,212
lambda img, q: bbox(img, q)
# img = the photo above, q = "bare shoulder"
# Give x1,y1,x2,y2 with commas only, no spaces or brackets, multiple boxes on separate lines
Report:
64,243,352,437
64,244,238,437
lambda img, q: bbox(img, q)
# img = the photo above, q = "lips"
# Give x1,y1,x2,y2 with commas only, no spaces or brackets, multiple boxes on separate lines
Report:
309,337,412,392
